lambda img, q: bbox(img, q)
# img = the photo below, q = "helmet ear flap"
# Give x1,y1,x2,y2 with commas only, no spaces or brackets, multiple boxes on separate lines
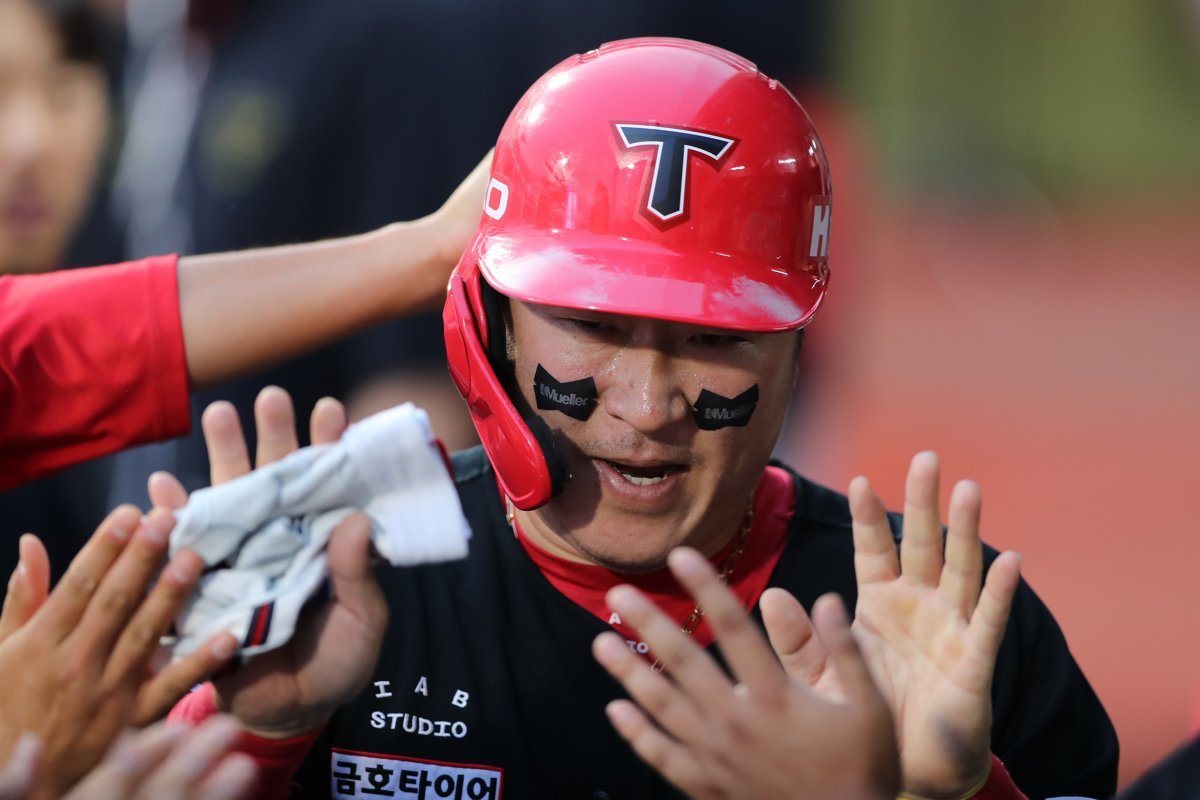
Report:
478,280,568,497
443,267,568,509
477,278,566,496
526,414,568,496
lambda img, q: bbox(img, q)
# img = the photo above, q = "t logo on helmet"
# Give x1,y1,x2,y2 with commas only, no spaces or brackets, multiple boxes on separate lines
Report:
615,123,736,227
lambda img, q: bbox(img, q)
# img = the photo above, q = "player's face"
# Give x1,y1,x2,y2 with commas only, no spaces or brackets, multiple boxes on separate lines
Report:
508,299,800,572
0,0,107,275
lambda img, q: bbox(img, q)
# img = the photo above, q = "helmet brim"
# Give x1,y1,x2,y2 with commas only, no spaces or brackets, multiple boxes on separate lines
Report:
475,228,825,333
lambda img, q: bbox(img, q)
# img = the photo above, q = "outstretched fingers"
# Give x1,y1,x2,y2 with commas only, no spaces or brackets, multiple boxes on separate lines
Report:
760,587,828,688
0,534,51,641
900,452,944,586
939,480,984,617
139,716,252,799
602,580,731,705
809,594,879,704
667,548,788,704
134,630,238,726
39,504,141,642
103,545,202,686
203,401,251,486
966,552,1022,675
70,509,175,660
253,386,298,468
604,699,708,798
849,477,900,588
147,471,189,512
310,397,347,446
592,631,709,746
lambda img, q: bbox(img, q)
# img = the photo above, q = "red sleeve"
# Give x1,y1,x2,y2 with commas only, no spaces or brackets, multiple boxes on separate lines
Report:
169,683,323,800
970,755,1028,800
0,256,191,489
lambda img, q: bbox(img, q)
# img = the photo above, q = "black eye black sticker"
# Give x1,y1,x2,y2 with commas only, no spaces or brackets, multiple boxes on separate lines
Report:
692,385,758,430
534,364,597,421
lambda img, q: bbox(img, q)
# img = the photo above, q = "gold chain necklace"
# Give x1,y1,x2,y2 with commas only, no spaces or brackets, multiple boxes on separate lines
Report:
504,497,755,674
650,504,753,673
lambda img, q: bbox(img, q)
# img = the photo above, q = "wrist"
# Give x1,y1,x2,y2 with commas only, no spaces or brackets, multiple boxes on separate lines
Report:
238,717,328,740
212,687,331,741
369,217,456,316
899,756,1017,800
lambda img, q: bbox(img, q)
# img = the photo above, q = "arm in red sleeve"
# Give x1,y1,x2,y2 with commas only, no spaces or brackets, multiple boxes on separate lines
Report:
970,756,1030,800
0,256,191,489
168,682,323,800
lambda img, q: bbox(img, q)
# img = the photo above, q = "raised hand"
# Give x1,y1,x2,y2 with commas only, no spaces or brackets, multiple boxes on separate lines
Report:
0,534,50,643
593,549,899,800
150,387,388,738
425,149,494,276
0,506,237,796
827,452,1021,797
63,716,257,800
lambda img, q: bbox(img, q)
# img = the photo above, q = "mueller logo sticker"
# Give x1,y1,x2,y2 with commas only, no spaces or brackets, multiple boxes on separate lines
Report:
692,385,759,430
331,749,503,799
534,364,597,421
614,123,736,227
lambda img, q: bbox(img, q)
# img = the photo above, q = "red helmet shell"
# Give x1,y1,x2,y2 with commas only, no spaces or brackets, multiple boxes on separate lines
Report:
444,37,833,509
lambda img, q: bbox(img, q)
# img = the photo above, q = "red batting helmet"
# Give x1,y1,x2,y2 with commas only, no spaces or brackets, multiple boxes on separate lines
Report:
443,37,832,510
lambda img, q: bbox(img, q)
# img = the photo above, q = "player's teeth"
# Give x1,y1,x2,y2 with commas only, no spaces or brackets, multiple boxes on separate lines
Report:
619,472,666,486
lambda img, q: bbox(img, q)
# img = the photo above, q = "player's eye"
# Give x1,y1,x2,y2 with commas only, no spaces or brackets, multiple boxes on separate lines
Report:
690,332,745,348
565,318,611,333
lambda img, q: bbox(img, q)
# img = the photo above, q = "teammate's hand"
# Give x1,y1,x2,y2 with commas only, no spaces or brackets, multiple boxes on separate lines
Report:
0,507,237,796
63,716,257,800
811,452,1021,798
425,149,493,275
149,387,388,739
0,533,50,643
0,716,257,800
593,550,900,800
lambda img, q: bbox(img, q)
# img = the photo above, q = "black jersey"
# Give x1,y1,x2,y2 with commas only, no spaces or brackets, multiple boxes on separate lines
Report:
1118,736,1199,800
290,447,1117,799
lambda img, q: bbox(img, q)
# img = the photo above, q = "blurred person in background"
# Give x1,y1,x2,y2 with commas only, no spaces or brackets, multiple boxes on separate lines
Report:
0,0,107,276
98,0,482,511
0,0,123,583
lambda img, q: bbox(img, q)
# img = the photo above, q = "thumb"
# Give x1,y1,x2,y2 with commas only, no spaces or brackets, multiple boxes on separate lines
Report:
326,512,387,630
761,587,829,687
0,535,50,642
810,593,880,703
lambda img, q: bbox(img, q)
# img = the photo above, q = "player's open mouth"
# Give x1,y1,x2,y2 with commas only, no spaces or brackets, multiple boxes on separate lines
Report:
599,459,683,487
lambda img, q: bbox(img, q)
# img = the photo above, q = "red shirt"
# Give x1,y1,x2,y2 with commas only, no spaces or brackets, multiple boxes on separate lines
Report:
516,464,794,653
0,255,191,490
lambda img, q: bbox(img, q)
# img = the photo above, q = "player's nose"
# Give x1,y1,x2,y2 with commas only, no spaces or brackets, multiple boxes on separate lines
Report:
599,348,691,435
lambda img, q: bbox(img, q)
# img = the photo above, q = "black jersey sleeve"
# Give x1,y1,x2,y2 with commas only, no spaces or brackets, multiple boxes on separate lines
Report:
986,555,1119,798
1116,736,1199,800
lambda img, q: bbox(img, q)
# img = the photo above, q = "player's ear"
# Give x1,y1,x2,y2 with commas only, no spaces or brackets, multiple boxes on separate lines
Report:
790,328,805,381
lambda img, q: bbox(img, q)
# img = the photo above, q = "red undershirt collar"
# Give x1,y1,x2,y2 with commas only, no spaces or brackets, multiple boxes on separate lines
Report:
514,466,795,653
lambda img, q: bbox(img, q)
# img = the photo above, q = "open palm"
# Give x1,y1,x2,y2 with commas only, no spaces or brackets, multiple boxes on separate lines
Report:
782,453,1021,798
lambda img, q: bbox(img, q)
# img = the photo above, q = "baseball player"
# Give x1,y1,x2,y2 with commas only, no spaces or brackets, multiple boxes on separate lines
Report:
166,38,1117,799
